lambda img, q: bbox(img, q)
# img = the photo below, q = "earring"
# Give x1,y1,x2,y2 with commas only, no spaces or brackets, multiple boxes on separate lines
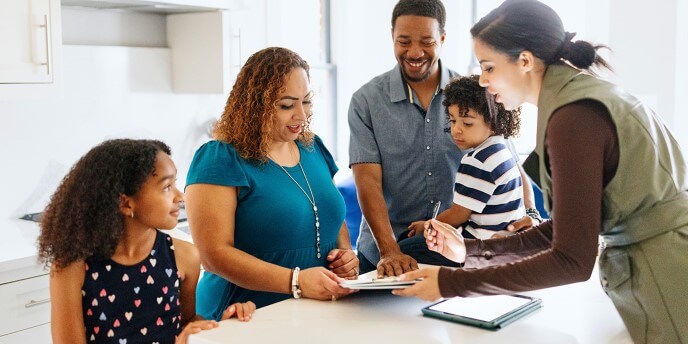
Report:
130,212,134,219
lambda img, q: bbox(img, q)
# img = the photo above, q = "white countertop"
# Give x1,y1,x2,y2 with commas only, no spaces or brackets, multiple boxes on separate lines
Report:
190,266,632,344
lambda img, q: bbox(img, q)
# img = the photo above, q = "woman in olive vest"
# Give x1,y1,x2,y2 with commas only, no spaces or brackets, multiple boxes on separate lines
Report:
393,1,688,342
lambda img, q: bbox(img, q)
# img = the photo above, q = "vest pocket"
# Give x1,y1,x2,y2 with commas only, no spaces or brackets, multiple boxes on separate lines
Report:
598,248,647,343
598,248,631,290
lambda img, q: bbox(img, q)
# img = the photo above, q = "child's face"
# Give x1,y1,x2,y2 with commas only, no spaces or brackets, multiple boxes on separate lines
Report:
129,151,184,230
448,104,494,150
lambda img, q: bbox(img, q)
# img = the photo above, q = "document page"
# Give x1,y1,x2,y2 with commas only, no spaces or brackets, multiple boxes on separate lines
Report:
428,295,533,322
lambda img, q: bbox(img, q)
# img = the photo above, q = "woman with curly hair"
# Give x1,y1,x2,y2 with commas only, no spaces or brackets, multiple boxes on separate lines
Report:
39,139,255,344
185,47,358,317
406,75,524,240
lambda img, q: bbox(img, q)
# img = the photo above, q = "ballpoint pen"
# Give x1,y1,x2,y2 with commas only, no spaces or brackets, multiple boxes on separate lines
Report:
427,201,441,234
432,201,441,219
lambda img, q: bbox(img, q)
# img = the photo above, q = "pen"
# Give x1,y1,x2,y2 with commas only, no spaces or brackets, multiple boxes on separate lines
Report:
427,201,441,234
432,201,441,220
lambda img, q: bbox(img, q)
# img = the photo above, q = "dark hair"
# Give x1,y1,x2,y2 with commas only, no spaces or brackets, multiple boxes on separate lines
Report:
443,75,521,138
214,47,313,163
38,139,171,269
471,0,611,73
392,0,446,34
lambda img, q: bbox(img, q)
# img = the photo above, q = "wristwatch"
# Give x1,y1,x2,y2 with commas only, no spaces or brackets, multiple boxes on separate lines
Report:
526,208,543,224
291,267,302,299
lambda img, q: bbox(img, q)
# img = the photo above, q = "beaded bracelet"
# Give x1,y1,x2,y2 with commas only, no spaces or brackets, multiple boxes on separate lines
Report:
526,208,543,224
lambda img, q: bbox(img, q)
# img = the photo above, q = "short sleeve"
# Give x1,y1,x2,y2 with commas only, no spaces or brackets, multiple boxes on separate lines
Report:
348,91,381,165
185,140,250,190
312,136,339,178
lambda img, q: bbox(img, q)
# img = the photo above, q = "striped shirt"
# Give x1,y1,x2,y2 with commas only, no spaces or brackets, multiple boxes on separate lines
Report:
454,135,525,239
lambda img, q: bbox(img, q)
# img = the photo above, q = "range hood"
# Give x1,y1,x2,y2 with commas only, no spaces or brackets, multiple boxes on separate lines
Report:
62,0,244,13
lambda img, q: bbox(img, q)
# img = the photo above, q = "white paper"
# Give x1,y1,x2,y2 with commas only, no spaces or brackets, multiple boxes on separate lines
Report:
429,295,532,322
339,276,418,289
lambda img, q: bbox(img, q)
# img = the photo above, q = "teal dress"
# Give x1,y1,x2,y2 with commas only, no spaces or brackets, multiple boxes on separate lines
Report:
186,136,346,319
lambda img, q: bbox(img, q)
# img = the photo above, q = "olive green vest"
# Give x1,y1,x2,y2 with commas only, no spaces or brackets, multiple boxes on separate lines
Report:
534,64,688,245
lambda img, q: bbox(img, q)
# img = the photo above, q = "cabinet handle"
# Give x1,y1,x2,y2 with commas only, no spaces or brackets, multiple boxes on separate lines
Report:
25,298,51,308
37,14,52,75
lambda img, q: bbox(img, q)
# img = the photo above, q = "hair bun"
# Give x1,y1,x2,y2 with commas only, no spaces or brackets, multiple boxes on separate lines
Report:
562,40,597,69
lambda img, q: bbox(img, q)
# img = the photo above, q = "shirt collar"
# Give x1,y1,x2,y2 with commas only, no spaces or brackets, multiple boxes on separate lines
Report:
388,59,451,104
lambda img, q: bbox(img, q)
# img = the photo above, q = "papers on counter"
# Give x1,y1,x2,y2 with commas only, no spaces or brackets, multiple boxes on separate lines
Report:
340,276,419,289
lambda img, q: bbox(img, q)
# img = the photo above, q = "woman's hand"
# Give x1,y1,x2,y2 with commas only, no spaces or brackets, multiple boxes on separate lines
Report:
406,220,428,237
299,267,356,300
392,266,442,301
424,219,467,263
221,301,256,322
326,249,360,279
175,320,219,344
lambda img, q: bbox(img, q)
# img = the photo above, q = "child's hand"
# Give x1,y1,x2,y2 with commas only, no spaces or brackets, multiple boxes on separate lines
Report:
221,301,256,322
407,220,429,237
175,320,219,344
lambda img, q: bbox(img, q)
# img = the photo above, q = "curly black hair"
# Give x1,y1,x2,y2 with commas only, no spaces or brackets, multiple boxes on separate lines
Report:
442,75,521,138
38,139,171,269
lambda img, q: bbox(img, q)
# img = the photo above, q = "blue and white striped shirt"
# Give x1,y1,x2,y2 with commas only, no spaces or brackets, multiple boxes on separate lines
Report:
454,135,525,239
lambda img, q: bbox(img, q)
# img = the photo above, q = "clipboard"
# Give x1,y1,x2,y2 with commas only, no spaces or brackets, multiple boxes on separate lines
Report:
422,294,542,330
339,276,419,290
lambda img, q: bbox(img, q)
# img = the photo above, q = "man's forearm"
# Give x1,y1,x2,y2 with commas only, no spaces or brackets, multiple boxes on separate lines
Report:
351,164,400,255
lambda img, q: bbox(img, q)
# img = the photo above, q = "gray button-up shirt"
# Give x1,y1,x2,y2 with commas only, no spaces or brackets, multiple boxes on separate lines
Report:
348,62,462,264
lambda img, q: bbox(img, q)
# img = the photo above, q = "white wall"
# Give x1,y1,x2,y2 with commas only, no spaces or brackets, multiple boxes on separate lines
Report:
0,44,225,219
607,0,676,127
676,0,688,150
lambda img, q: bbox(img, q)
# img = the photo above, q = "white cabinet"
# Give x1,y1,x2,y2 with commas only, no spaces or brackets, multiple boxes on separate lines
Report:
0,0,62,99
61,0,243,13
167,11,232,93
0,273,51,341
0,324,51,344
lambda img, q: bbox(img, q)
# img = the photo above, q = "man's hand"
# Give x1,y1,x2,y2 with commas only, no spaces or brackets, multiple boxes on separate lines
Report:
377,252,418,277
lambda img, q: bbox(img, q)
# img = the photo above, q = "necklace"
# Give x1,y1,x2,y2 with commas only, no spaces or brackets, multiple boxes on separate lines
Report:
268,153,321,259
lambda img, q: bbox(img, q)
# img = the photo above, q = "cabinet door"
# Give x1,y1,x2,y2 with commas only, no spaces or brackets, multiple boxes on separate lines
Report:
0,0,54,83
0,274,50,336
0,323,51,344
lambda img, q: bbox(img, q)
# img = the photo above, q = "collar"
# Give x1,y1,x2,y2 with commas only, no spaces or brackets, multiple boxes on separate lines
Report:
389,59,451,103
538,63,583,109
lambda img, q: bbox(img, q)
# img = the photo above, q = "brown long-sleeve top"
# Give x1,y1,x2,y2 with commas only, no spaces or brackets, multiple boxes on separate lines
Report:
438,100,620,297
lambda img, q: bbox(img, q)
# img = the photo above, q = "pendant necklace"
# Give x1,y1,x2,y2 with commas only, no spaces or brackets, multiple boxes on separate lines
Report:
268,150,321,259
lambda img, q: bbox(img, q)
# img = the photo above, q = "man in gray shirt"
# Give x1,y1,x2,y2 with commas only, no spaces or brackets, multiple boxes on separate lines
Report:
348,0,535,276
